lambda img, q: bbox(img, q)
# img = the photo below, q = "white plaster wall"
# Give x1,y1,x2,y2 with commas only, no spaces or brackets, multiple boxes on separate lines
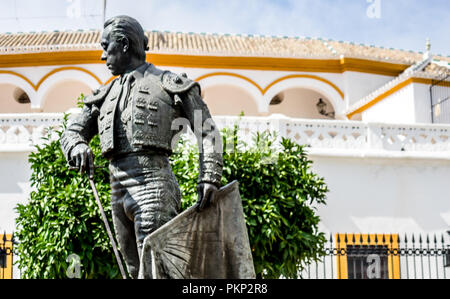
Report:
413,83,433,124
2,150,450,237
0,152,32,233
343,71,394,107
362,84,416,123
311,155,450,236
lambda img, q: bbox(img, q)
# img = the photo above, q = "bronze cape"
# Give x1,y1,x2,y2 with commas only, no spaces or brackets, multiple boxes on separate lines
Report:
138,181,256,279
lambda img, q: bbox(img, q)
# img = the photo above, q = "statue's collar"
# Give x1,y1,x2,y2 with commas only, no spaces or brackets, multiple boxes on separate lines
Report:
120,62,150,81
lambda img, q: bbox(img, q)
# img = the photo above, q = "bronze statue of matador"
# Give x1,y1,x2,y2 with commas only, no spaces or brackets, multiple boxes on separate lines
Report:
60,15,223,279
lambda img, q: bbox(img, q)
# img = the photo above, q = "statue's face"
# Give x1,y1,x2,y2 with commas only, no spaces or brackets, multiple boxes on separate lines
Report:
100,26,131,76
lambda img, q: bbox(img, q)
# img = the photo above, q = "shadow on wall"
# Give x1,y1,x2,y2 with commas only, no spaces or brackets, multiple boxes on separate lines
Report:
0,84,32,113
0,152,32,194
41,80,92,113
202,84,260,116
203,84,336,119
269,88,335,119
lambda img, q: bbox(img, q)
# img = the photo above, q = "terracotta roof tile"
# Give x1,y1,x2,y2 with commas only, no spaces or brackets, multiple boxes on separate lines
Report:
0,30,447,69
327,40,424,64
423,62,450,78
0,30,337,58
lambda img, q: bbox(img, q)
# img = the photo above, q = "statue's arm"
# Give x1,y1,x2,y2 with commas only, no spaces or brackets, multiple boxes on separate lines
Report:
181,86,223,188
60,104,98,165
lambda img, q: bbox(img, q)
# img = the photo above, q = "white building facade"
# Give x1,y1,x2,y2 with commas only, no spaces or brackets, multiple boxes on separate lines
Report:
0,30,449,278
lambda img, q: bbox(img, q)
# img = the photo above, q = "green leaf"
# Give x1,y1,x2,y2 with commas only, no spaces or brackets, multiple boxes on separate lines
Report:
15,110,328,280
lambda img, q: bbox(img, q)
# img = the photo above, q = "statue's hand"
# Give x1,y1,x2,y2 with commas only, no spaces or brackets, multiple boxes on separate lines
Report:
196,183,218,212
70,143,94,176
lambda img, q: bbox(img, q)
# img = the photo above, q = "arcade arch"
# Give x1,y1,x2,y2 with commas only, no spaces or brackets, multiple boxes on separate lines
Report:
196,72,345,119
268,88,335,119
263,75,345,119
41,80,92,113
202,84,260,116
0,84,33,113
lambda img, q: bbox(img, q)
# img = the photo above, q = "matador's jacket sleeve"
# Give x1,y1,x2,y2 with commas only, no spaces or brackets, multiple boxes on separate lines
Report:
183,85,223,187
162,71,223,187
60,83,113,165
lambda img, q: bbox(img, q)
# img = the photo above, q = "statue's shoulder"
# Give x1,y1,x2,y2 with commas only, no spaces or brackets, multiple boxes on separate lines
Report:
83,79,117,106
158,69,199,94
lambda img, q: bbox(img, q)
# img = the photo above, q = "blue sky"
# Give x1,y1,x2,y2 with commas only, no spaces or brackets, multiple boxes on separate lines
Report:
0,0,449,56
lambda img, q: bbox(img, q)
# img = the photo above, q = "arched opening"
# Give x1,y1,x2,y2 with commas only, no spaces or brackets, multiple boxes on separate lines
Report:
0,84,33,113
202,84,260,117
41,80,92,113
268,88,336,119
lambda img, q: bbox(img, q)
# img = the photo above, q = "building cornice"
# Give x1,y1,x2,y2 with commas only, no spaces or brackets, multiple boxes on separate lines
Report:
0,50,410,77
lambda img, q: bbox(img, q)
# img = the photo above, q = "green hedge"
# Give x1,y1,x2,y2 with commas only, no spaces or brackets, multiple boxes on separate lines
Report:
15,117,328,279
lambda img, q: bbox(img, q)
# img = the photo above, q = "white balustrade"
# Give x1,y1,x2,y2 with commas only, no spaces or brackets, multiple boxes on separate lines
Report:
0,114,64,151
1,113,450,157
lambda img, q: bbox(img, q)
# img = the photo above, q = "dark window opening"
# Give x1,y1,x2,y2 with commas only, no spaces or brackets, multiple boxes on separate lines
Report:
346,245,389,279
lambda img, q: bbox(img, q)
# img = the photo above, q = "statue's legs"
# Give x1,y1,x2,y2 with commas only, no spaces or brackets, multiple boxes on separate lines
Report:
110,191,140,278
109,154,181,279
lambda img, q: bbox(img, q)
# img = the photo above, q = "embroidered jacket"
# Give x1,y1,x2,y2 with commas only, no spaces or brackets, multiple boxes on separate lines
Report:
61,63,223,187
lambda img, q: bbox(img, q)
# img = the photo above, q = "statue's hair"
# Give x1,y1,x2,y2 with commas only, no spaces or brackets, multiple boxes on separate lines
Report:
104,15,149,61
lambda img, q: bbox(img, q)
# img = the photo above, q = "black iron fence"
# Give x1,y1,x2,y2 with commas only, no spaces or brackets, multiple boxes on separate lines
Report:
431,74,450,124
0,233,15,279
300,233,450,279
1,231,449,279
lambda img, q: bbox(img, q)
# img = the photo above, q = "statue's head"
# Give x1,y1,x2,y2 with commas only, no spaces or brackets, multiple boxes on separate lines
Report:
101,16,149,76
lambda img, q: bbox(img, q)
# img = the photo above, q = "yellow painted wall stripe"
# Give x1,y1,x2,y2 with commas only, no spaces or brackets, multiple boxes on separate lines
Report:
347,77,450,119
36,66,103,90
0,67,103,91
0,50,410,76
195,72,264,94
195,72,345,100
0,70,36,90
263,74,345,100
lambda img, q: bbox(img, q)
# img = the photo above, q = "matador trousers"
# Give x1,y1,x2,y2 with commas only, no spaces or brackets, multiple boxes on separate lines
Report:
108,153,181,279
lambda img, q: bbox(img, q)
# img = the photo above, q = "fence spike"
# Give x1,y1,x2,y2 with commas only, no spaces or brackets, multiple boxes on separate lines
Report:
2,231,5,243
412,234,415,243
442,233,445,244
419,234,423,244
374,234,378,244
344,233,348,243
368,234,372,244
433,234,437,244
404,234,408,244
390,234,393,243
382,234,386,244
329,233,333,243
352,233,356,244
426,234,430,244
359,234,363,245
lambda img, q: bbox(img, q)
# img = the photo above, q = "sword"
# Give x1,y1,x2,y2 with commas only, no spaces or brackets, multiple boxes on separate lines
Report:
70,165,128,279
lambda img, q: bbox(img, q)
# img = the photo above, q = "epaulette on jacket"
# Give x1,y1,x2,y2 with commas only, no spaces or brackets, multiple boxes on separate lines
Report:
83,79,117,106
161,71,200,94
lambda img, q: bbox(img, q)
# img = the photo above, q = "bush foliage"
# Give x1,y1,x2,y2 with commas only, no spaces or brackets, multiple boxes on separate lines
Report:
15,118,328,279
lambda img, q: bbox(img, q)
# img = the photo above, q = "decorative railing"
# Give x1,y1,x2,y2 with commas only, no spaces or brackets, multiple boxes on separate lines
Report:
1,113,450,156
0,114,63,151
299,233,450,279
213,115,450,154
